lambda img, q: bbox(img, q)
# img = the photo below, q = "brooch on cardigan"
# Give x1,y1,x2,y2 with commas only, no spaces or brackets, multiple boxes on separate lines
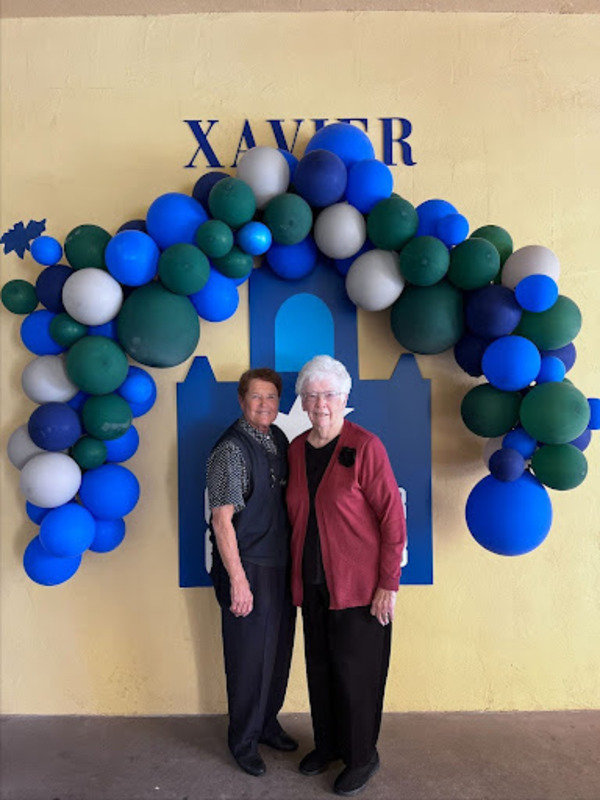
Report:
338,446,356,467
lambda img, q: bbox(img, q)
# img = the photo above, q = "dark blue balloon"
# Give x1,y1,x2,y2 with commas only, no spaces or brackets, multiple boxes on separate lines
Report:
589,398,600,430
503,426,537,459
570,428,591,452
21,310,64,355
79,464,140,520
515,274,558,312
146,193,208,250
28,402,82,451
35,265,72,313
345,159,393,214
39,502,96,557
104,425,139,462
265,236,318,280
192,171,229,207
89,517,126,553
539,342,576,373
454,333,490,377
466,285,522,339
435,213,469,248
489,447,526,482
466,471,553,556
117,219,147,234
23,535,82,586
305,122,375,169
416,199,457,237
190,267,239,322
293,149,347,208
26,501,50,525
482,336,541,391
30,236,63,267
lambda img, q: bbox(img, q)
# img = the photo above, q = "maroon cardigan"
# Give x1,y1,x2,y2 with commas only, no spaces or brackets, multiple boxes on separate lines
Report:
286,420,407,610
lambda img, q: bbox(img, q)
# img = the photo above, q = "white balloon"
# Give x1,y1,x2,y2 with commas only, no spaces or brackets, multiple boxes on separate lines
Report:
314,203,366,260
7,425,45,470
346,249,405,311
501,245,560,290
237,146,290,209
22,355,79,404
62,268,123,326
482,436,505,468
19,452,82,508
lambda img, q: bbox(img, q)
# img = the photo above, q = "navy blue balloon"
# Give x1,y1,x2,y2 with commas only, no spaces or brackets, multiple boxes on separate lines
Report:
104,425,139,462
435,213,469,248
346,159,393,214
192,171,229,207
503,426,537,459
28,402,82,451
589,398,600,430
570,428,591,452
293,149,347,208
536,355,566,384
79,463,140,520
416,199,457,237
89,517,126,553
305,122,375,169
278,149,299,180
117,219,147,234
35,265,72,313
466,471,553,556
23,535,82,586
515,274,558,312
482,336,541,391
489,447,526,482
26,501,50,525
466,285,522,339
454,333,490,377
539,342,576,373
31,236,63,266
190,267,239,322
21,310,64,355
266,235,319,280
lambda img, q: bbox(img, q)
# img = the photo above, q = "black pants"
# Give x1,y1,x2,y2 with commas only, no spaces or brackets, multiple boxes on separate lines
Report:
213,559,296,759
302,581,391,768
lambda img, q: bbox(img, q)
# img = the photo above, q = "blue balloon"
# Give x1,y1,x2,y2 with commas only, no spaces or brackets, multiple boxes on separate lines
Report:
454,333,490,377
21,310,64,355
278,149,299,180
26,501,50,525
118,365,156,405
104,425,139,462
146,193,208,250
589,398,600,430
333,240,374,277
23,535,82,586
345,159,393,214
515,274,558,312
416,199,457,237
466,471,553,556
503,426,537,459
305,122,375,169
39,502,96,557
570,428,591,451
536,355,566,384
482,336,541,391
435,213,469,247
190,267,239,322
28,402,82,451
35,265,72,313
105,230,160,286
30,236,63,267
236,221,272,256
489,447,526,482
117,219,147,234
293,149,347,208
88,319,118,339
89,517,126,553
192,171,229,207
265,235,319,280
79,464,140,520
466,285,522,339
68,391,89,413
539,342,576,373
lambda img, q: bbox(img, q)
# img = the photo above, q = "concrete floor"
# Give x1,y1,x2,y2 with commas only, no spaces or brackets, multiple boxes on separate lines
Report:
1,711,599,800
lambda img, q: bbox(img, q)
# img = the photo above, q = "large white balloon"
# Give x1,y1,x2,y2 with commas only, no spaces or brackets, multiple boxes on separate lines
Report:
7,425,45,470
501,245,560,290
20,452,82,508
62,268,123,326
22,355,79,404
237,146,290,209
314,203,366,260
345,249,405,311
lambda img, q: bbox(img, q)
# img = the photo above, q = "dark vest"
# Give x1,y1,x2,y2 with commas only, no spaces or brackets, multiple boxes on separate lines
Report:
210,421,290,568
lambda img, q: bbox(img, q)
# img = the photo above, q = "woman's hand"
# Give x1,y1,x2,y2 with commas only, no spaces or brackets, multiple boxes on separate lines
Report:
370,587,397,626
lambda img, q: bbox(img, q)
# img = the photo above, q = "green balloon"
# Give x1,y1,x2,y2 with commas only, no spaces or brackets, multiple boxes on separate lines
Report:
158,244,209,295
398,236,449,286
263,193,313,245
470,225,513,265
66,336,129,395
195,219,234,259
531,443,588,490
461,383,522,437
208,178,256,229
82,393,132,440
447,237,500,290
117,282,200,368
514,295,581,350
367,196,418,251
1,279,38,314
390,280,464,354
64,224,111,270
213,246,254,279
520,381,590,444
71,436,107,469
49,313,88,347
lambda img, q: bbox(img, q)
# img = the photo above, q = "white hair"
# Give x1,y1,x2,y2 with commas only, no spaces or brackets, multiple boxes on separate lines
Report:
295,355,352,396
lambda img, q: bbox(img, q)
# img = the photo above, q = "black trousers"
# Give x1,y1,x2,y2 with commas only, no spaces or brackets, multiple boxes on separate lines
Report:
302,582,391,768
213,559,296,760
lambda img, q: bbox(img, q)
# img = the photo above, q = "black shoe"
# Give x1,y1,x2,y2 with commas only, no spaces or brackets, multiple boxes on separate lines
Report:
259,729,299,752
333,751,380,796
234,752,266,777
299,749,340,776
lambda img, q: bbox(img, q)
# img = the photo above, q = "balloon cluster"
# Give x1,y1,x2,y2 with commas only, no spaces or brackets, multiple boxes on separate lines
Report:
2,122,599,583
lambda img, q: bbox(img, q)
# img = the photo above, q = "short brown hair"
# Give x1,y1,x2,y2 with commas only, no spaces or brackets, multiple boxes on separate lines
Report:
238,368,283,398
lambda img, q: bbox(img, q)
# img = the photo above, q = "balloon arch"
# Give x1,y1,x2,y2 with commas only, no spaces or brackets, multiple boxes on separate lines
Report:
2,122,598,586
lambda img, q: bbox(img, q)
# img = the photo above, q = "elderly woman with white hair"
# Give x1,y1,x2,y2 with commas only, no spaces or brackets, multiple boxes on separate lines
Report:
286,355,407,797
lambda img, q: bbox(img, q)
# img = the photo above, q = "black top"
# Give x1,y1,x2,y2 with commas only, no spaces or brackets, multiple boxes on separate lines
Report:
302,435,339,585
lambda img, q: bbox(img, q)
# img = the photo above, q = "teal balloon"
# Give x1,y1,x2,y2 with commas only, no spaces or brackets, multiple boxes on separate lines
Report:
208,177,256,229
81,394,133,440
71,436,107,469
470,225,513,265
213,246,254,279
195,219,234,259
520,381,590,444
514,295,582,350
66,336,129,395
390,280,464,354
398,236,450,286
49,313,88,347
2,279,38,314
367,196,418,251
531,444,588,490
64,224,111,270
117,283,200,368
461,383,522,437
158,244,210,295
447,237,500,290
263,193,313,246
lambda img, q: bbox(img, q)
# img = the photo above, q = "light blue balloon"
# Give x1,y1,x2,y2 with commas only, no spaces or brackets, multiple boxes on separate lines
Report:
236,221,272,256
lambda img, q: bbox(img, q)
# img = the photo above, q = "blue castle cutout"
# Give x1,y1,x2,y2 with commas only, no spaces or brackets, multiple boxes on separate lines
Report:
177,259,433,587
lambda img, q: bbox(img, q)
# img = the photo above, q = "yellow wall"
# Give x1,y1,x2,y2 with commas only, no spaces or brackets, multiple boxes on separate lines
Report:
1,11,599,715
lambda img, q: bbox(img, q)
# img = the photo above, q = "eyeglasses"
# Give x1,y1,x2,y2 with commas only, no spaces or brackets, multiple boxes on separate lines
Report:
301,391,344,402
